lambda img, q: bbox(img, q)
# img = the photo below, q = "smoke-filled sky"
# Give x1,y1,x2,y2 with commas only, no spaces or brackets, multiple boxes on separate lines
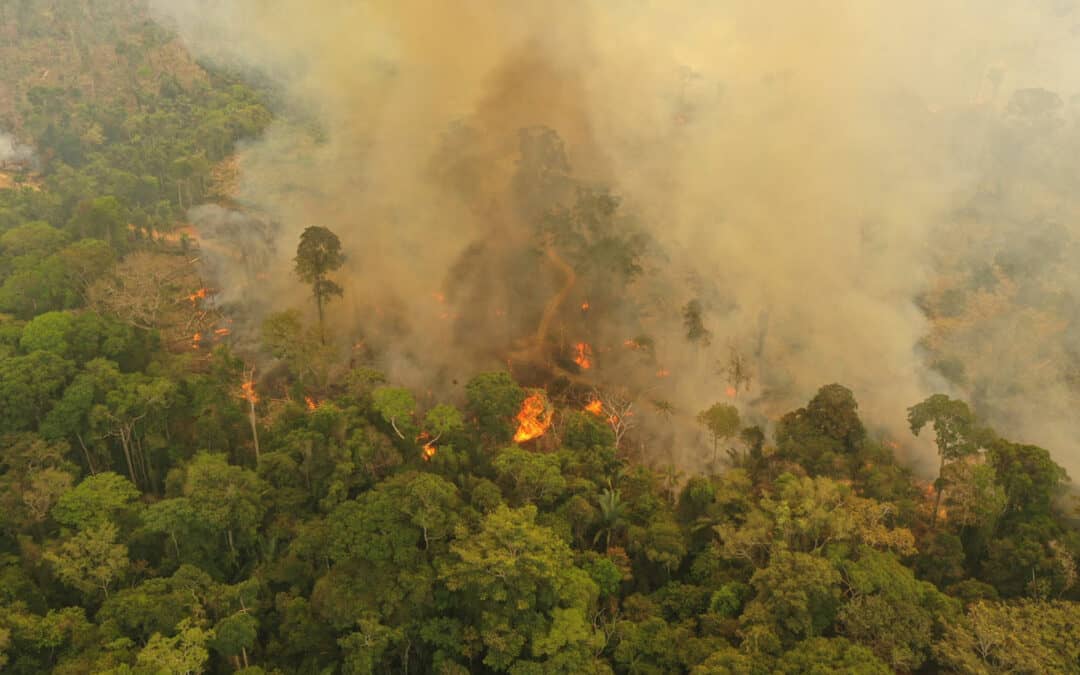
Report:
151,0,1080,476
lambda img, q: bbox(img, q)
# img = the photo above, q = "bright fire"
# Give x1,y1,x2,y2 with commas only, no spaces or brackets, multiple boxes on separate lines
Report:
187,288,209,305
581,301,590,311
305,396,319,411
417,432,437,461
574,342,593,370
191,332,202,349
513,392,554,443
585,399,604,416
725,386,737,399
214,327,232,337
240,381,258,404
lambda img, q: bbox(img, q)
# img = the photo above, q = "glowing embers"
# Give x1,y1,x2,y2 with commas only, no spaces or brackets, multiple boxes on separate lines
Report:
513,391,554,443
191,332,202,350
584,399,604,416
574,342,593,370
305,396,320,411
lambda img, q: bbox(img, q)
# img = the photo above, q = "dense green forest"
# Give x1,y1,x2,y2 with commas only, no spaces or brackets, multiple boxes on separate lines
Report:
1,2,1079,674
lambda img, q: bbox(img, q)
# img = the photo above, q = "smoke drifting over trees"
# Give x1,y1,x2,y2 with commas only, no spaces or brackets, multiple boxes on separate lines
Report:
151,0,1080,476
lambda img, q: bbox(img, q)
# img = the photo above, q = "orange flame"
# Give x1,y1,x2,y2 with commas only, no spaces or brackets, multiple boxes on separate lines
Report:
514,392,554,443
623,339,638,349
725,386,737,399
240,380,258,405
574,342,593,370
417,431,437,461
305,396,319,411
191,332,202,349
656,368,670,378
214,327,231,336
581,301,590,311
187,288,209,305
585,399,604,416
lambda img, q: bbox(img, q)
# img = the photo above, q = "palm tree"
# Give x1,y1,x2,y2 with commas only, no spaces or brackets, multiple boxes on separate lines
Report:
659,464,684,504
593,488,629,551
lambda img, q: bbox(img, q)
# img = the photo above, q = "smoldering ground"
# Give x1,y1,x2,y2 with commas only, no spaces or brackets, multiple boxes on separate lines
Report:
151,0,1080,477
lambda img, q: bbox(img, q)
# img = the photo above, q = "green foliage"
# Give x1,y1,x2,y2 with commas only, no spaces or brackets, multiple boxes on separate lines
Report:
0,11,1077,673
907,394,980,462
0,349,73,433
293,226,344,332
44,521,129,599
371,386,416,439
52,472,140,530
439,505,601,670
133,618,212,675
933,600,1080,673
465,371,525,443
774,637,890,674
493,446,567,506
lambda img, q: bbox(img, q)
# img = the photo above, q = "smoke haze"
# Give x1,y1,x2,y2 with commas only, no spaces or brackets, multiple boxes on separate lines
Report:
150,0,1080,476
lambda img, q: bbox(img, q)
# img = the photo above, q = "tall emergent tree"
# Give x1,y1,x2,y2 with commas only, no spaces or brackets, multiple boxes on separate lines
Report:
293,226,345,342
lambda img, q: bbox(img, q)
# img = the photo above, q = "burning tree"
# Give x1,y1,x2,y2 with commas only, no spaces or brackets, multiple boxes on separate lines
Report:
590,387,637,450
720,344,753,397
293,226,345,343
513,391,554,443
240,366,260,464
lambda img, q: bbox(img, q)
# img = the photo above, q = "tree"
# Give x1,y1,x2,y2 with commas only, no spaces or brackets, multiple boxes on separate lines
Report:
371,386,416,440
182,453,267,560
493,446,567,507
907,395,982,527
933,600,1080,673
0,350,73,433
45,521,129,599
51,471,140,531
740,551,842,649
293,226,344,342
134,618,213,675
682,299,712,347
439,505,602,671
697,403,740,466
775,384,866,475
985,439,1068,518
774,637,890,674
465,371,525,444
262,309,334,387
593,488,629,551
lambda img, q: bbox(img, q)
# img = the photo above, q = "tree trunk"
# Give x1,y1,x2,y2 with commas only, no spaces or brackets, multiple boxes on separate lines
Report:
76,432,96,475
248,399,260,465
931,457,946,528
316,290,326,344
119,427,137,488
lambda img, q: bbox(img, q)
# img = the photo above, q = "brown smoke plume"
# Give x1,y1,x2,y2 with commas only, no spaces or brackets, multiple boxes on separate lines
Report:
151,0,1080,477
